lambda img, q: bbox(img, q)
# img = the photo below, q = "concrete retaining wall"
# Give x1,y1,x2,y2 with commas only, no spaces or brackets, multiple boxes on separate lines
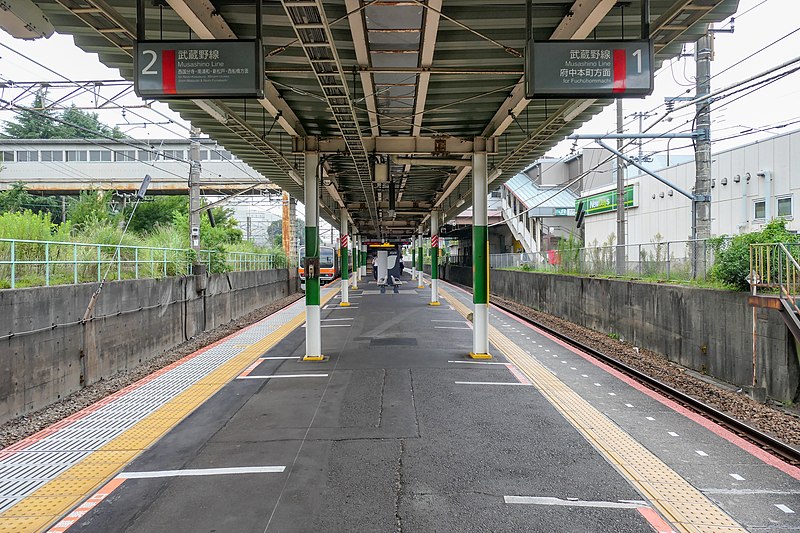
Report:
441,264,799,403
0,269,295,423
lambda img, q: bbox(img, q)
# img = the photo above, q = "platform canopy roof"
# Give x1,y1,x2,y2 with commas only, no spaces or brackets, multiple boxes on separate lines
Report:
37,0,738,238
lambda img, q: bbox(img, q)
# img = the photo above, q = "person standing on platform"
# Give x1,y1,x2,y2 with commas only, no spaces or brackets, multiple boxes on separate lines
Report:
372,255,378,280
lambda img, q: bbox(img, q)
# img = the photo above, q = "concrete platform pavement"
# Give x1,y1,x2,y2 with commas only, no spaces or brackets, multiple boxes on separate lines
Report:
49,276,660,532
4,272,797,532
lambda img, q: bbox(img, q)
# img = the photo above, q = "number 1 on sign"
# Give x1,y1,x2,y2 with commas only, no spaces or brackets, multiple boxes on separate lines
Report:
632,49,642,74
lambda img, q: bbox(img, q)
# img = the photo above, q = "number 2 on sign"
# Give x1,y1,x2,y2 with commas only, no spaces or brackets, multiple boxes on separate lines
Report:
141,50,158,75
632,49,642,74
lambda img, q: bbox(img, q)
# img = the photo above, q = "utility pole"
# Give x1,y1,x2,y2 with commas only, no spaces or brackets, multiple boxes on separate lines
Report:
615,99,625,275
189,128,202,254
694,32,713,241
693,32,713,278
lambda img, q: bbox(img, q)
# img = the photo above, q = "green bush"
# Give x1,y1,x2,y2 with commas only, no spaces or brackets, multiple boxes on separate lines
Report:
710,219,800,290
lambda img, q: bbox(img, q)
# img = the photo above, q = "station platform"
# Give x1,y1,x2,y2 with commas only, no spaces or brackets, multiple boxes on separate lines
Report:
0,274,799,532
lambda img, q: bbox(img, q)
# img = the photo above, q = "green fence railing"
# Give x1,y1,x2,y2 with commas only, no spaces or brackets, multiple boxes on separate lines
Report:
0,238,279,289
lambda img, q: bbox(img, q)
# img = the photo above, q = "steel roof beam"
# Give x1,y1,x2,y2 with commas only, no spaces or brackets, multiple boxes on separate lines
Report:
282,0,377,228
345,0,380,137
293,136,495,155
166,0,306,138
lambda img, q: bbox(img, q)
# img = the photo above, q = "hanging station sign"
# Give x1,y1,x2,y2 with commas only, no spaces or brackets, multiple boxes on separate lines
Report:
577,185,638,216
525,39,654,99
133,40,264,99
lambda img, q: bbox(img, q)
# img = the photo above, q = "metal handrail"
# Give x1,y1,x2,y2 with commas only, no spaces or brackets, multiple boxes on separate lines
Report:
487,237,724,281
0,238,278,289
749,243,800,312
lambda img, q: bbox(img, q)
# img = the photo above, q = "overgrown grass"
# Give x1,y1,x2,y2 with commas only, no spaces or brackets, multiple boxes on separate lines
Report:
0,209,285,287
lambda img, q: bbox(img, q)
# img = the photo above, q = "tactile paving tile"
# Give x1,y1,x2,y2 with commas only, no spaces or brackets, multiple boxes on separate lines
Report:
441,289,746,533
0,287,337,530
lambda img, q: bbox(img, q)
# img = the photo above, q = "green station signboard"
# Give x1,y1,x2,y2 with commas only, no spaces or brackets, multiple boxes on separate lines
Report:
577,185,637,216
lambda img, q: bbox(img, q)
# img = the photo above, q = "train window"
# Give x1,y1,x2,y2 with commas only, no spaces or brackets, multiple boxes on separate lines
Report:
320,248,334,268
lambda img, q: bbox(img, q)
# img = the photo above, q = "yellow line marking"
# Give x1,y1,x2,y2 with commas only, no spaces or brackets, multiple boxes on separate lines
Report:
0,289,339,533
441,290,745,533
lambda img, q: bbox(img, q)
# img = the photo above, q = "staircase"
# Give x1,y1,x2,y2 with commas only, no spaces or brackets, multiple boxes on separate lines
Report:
500,198,537,253
748,243,800,342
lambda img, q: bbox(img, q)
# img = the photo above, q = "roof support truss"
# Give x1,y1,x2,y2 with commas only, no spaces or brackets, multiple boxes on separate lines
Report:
282,0,377,227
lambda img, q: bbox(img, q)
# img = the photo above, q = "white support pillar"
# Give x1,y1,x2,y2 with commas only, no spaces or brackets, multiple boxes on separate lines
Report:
360,242,367,278
417,233,424,289
304,146,324,361
351,234,359,288
429,211,440,306
411,233,417,279
471,138,491,359
340,210,350,306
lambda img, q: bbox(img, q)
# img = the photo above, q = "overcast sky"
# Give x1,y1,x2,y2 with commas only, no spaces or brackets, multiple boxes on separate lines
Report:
0,0,797,174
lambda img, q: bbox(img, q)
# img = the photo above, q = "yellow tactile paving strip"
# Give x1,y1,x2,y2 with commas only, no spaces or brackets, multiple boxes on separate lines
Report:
0,289,338,533
441,290,746,533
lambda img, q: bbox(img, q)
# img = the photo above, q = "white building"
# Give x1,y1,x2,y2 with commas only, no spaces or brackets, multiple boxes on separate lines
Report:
0,138,274,195
582,129,800,245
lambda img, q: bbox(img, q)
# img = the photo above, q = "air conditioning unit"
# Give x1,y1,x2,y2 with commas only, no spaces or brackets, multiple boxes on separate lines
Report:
0,0,54,40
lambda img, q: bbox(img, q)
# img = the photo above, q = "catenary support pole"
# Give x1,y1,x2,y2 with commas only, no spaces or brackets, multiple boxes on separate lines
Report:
429,211,440,305
694,31,713,277
189,128,202,253
340,210,350,306
615,99,626,275
304,143,324,361
471,138,491,359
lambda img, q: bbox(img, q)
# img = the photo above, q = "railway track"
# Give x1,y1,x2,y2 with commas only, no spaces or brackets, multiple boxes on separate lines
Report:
442,279,800,467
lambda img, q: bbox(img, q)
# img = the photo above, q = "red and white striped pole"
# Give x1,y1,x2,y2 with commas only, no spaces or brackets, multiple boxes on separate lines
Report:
429,210,440,305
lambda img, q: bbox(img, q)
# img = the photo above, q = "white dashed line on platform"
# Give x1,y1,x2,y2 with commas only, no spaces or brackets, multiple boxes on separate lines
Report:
696,450,709,457
775,504,795,514
668,432,679,437
646,417,655,421
729,474,745,481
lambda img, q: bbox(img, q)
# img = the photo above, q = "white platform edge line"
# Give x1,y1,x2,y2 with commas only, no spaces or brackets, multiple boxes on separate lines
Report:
119,466,286,479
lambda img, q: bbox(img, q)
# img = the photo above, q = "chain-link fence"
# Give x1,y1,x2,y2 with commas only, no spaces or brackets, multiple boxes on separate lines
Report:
489,238,729,281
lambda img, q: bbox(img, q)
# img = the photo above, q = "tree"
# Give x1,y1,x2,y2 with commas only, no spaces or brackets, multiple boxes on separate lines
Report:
2,90,124,140
0,182,61,218
67,190,114,229
3,89,58,139
126,196,189,234
56,105,124,139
